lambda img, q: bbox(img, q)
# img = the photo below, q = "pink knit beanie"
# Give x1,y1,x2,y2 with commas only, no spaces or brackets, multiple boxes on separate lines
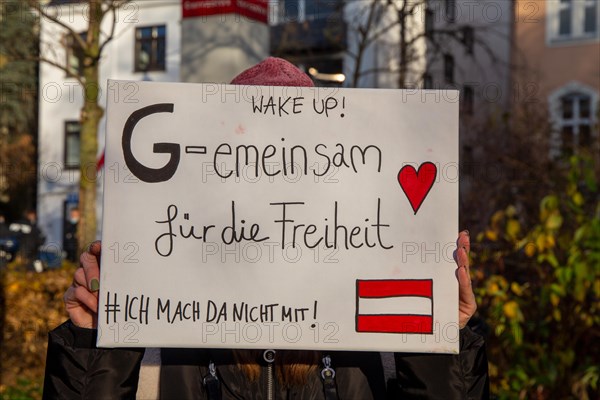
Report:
230,57,314,87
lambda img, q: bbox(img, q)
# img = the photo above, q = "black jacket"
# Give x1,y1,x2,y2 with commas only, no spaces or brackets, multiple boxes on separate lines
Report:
43,321,489,399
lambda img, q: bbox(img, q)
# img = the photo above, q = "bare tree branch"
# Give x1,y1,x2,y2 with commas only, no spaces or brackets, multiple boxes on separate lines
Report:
98,3,119,54
350,1,380,87
357,66,399,77
29,1,88,50
34,56,85,86
361,19,402,47
346,49,358,60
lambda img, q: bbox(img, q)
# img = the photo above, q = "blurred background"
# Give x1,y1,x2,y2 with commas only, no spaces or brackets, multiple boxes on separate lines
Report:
0,0,598,398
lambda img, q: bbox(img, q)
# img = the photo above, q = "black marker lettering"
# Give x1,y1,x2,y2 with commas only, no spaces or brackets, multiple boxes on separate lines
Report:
122,103,179,183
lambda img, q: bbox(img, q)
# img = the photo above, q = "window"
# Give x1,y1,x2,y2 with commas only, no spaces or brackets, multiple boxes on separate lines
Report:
65,32,86,77
283,0,300,21
558,93,593,154
462,26,474,54
549,83,598,157
463,85,474,115
274,0,339,24
135,25,166,72
444,54,454,84
304,0,337,21
64,121,80,169
584,0,598,34
547,0,599,43
445,0,456,23
558,0,572,36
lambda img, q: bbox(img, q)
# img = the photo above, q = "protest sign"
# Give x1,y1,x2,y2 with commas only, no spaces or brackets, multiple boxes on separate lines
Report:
98,81,459,353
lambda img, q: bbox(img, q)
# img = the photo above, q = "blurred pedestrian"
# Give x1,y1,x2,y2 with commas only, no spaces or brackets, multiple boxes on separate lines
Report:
64,207,80,262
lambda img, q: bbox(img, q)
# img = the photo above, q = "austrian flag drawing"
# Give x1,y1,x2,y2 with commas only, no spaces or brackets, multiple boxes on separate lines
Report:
355,279,433,334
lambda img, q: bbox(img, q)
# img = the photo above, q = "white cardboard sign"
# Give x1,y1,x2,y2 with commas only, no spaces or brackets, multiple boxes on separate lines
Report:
98,81,459,353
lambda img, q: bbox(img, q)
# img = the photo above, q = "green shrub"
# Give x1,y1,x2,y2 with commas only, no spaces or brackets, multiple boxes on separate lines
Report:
474,156,599,399
0,378,42,400
0,263,75,398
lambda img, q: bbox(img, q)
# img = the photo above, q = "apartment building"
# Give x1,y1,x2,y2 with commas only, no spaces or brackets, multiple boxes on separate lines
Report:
512,0,599,157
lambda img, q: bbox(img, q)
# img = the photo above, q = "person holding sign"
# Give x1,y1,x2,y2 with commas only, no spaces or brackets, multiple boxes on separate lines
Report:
43,59,488,399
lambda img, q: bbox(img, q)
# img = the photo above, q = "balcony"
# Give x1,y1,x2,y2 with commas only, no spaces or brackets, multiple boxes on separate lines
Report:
271,13,346,56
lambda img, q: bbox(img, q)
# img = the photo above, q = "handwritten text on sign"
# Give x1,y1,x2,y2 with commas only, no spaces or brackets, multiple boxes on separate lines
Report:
99,81,459,353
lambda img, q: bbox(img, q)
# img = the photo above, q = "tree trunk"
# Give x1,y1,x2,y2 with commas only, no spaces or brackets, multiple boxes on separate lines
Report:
77,0,104,253
351,44,366,88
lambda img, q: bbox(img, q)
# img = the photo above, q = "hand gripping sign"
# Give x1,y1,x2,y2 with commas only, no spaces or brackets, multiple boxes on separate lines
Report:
98,81,459,353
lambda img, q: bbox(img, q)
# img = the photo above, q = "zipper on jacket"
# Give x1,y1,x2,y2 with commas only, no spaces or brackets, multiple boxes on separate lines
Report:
321,355,339,400
263,349,276,400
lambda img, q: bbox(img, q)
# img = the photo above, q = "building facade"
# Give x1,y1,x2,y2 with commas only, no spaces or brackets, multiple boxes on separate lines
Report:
512,0,600,157
271,0,513,119
37,0,268,250
424,0,513,128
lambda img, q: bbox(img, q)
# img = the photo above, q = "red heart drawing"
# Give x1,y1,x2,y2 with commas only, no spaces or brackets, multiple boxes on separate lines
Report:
397,162,437,214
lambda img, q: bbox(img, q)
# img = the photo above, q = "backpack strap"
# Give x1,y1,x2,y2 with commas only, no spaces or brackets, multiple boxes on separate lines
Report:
321,355,339,400
202,360,222,400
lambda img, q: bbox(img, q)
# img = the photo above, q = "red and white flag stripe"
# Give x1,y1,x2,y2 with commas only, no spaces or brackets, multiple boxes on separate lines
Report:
355,279,433,334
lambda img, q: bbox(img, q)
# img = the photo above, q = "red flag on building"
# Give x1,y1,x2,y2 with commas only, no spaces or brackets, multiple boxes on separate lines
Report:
182,0,268,23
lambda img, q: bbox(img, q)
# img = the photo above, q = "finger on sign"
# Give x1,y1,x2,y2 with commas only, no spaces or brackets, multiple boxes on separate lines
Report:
80,251,100,292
